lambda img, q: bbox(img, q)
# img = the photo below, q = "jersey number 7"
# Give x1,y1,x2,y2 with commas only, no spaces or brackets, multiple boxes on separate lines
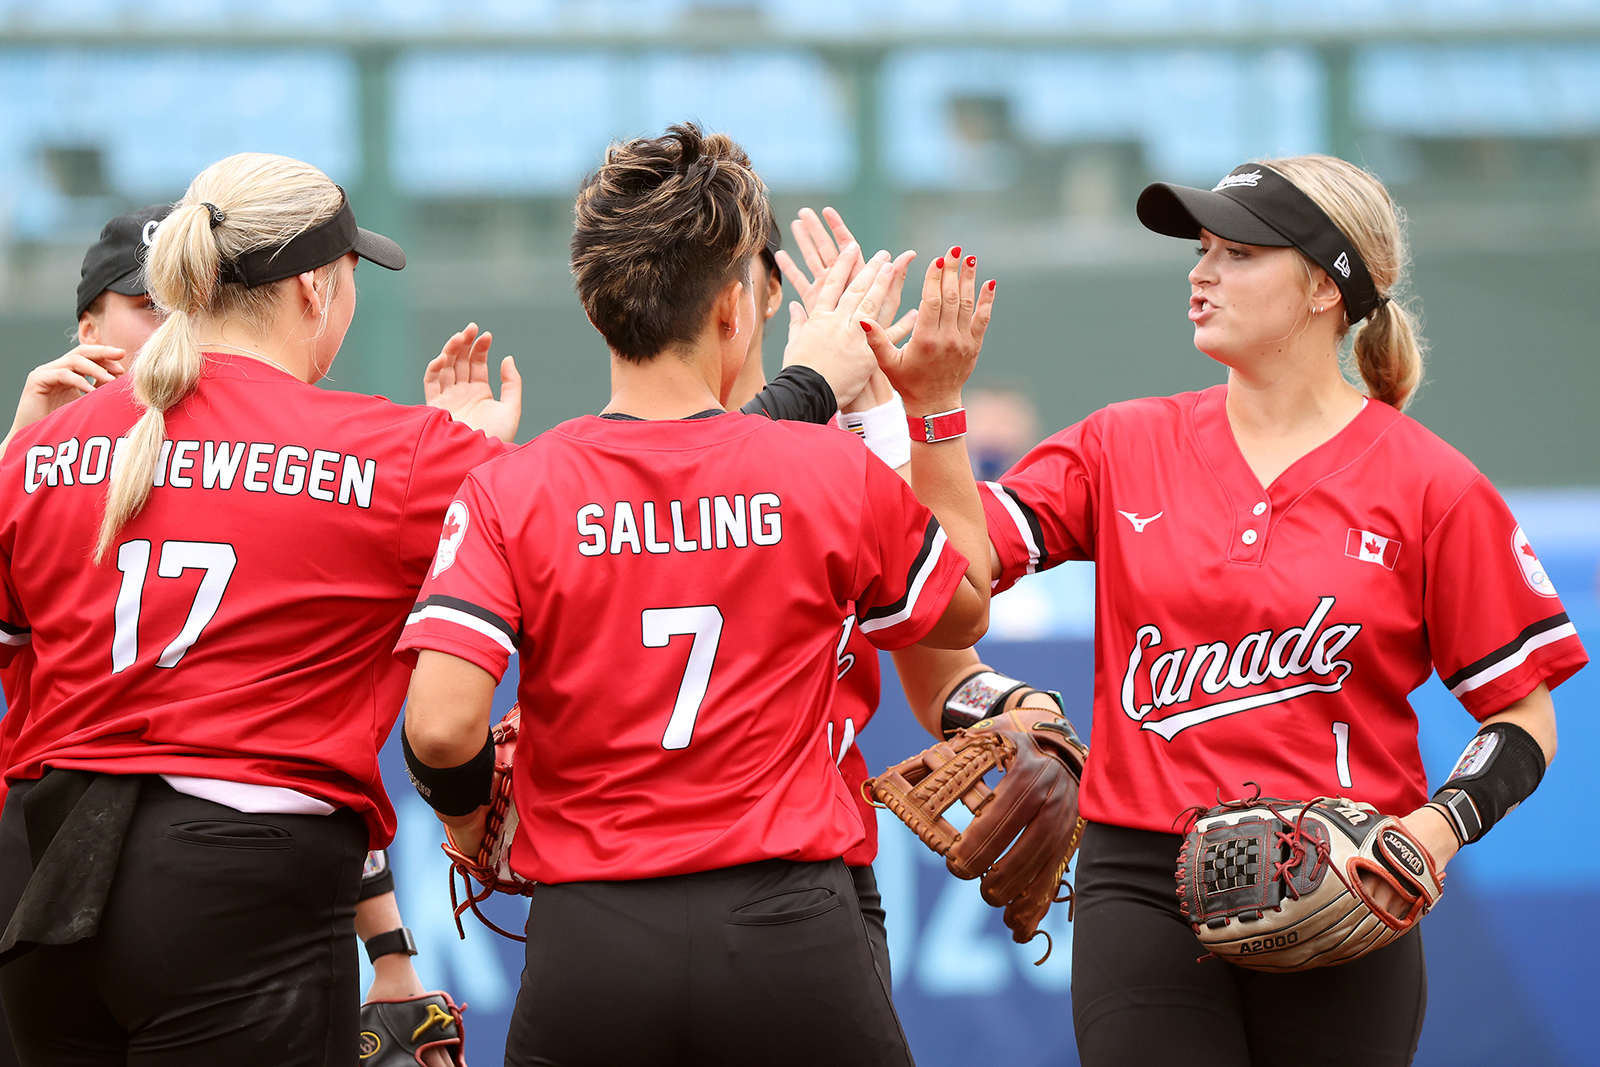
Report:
641,606,724,751
112,539,238,674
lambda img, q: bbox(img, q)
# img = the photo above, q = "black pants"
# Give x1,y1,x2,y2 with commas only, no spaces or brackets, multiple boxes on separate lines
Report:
506,857,913,1067
0,777,367,1067
1071,822,1427,1067
850,863,891,992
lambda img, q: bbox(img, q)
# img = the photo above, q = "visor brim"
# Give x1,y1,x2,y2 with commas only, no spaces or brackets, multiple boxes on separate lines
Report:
353,227,406,272
102,268,148,298
1136,183,1294,248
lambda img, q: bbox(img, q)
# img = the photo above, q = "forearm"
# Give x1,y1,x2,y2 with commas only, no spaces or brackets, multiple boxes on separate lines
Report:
355,890,404,942
890,645,985,737
907,433,990,647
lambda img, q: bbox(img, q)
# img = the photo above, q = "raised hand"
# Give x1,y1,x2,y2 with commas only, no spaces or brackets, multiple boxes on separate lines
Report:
777,207,918,343
781,244,901,409
861,247,996,414
0,344,129,458
424,322,522,443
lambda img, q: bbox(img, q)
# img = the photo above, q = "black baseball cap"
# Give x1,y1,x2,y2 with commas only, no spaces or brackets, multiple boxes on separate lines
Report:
75,204,172,320
1136,163,1386,323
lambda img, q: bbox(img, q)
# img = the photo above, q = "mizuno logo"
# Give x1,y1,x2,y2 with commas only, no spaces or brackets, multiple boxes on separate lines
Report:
1118,510,1163,533
1213,171,1262,190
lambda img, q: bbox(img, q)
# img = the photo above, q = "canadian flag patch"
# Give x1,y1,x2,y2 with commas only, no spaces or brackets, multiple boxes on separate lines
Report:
1345,529,1400,569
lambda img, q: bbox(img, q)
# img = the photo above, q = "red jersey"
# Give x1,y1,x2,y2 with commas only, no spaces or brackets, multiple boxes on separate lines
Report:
982,386,1587,833
0,354,506,844
829,609,881,867
395,412,968,883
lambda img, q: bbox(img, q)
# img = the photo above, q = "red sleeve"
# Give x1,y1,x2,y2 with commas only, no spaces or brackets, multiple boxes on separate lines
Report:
1426,474,1589,718
852,455,970,651
398,411,513,589
394,473,521,682
0,550,27,670
981,413,1102,594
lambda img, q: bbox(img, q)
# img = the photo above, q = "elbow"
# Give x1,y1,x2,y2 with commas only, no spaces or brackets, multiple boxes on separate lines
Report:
404,714,465,769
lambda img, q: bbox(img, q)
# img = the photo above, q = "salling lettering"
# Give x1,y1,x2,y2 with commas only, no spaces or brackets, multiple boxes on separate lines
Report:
1121,597,1362,741
576,495,782,556
23,437,376,508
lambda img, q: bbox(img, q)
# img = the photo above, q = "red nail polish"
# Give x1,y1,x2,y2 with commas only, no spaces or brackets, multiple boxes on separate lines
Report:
966,255,976,268
987,279,997,291
859,320,873,332
935,257,945,269
950,246,961,257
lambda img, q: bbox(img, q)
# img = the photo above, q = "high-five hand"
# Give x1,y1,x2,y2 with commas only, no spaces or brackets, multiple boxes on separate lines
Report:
424,322,523,443
861,247,996,414
777,207,918,344
780,244,901,410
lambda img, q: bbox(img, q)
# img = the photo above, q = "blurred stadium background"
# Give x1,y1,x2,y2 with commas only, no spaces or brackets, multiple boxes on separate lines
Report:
1,1,1597,1064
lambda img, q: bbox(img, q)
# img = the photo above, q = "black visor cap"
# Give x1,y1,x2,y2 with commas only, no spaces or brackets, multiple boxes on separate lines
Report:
219,188,405,288
1136,182,1294,248
76,204,174,319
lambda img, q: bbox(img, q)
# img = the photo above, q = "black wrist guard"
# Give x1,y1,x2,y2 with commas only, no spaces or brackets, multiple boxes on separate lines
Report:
942,670,1055,737
403,728,493,816
359,848,395,901
1430,721,1546,846
364,926,417,963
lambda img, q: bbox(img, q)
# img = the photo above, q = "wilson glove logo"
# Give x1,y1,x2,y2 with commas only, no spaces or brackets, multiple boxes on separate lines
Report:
1119,597,1361,740
1381,830,1426,879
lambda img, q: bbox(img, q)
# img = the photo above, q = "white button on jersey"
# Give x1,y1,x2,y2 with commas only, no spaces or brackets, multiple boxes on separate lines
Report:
1241,529,1258,545
1253,502,1267,516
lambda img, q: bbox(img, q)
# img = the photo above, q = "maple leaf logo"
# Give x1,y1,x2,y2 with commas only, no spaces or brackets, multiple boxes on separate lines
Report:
1519,542,1538,559
441,515,462,541
1364,537,1381,555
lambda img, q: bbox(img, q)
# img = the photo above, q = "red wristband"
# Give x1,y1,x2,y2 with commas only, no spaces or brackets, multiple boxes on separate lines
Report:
908,407,967,444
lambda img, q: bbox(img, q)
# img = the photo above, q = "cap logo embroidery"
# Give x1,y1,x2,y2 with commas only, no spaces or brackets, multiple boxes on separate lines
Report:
142,220,162,247
1333,251,1352,278
1213,170,1262,191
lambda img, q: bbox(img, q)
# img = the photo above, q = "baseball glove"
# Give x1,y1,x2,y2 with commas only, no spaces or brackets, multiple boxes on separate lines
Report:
358,991,467,1066
442,703,534,942
866,706,1087,960
1176,791,1444,972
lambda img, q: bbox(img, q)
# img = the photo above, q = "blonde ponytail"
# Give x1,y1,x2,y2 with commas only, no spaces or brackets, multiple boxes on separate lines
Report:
94,153,344,562
1260,154,1428,411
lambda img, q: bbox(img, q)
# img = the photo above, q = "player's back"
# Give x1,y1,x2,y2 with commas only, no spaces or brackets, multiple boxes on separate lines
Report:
0,354,502,836
401,411,965,883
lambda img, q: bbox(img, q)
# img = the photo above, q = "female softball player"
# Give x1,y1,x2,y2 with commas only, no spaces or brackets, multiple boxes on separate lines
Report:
0,151,529,1065
968,154,1587,1065
398,123,995,1066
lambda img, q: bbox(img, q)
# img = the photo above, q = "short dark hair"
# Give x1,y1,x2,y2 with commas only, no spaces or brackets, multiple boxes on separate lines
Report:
571,123,772,362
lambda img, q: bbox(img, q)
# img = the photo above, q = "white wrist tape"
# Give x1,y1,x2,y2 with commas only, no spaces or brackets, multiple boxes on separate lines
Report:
841,392,910,470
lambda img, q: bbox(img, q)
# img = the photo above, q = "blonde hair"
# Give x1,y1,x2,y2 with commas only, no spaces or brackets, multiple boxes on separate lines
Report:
1260,154,1427,411
94,153,345,562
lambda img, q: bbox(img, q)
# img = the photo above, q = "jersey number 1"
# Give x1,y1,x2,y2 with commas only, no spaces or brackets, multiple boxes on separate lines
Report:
641,606,724,751
113,540,238,674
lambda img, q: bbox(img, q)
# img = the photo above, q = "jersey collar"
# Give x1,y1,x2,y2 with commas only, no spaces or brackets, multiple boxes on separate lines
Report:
1190,384,1402,565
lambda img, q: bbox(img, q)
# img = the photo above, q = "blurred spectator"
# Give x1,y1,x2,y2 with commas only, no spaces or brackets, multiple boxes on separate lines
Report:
965,386,1040,481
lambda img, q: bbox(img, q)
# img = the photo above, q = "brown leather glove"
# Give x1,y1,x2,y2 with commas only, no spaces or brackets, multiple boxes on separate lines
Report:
867,705,1087,957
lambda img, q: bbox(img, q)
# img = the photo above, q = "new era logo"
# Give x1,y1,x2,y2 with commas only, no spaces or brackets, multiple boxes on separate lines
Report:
1333,251,1352,278
1345,529,1400,569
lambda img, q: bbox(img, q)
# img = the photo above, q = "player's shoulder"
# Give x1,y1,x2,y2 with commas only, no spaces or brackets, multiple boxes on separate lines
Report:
1370,405,1490,526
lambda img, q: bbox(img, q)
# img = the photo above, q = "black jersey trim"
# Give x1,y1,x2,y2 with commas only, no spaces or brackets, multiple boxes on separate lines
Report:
408,595,520,648
861,518,942,625
598,409,725,422
1440,613,1572,692
0,618,30,646
990,482,1049,573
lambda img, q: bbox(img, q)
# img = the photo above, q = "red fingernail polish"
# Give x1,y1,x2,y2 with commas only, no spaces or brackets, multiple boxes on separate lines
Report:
987,279,997,291
859,320,873,332
935,257,945,269
950,246,961,258
966,255,976,267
